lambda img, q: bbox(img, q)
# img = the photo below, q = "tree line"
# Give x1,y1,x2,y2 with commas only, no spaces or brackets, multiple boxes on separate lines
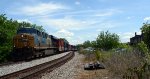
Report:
0,14,45,62
77,31,120,51
78,22,150,52
141,22,150,49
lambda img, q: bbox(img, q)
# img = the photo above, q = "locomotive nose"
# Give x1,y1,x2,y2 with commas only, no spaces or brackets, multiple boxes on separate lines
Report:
12,34,34,60
13,34,34,48
20,34,28,43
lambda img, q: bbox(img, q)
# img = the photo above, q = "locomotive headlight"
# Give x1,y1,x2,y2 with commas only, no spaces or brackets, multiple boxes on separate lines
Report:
14,45,15,47
21,35,24,37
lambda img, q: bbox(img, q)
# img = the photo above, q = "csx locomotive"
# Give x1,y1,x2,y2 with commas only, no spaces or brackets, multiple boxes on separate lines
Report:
11,27,76,60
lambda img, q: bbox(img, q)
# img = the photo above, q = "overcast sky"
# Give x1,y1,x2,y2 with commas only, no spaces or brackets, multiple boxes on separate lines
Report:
0,0,150,45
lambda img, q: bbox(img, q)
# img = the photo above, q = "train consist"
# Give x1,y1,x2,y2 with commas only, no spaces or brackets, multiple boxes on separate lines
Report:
11,27,77,60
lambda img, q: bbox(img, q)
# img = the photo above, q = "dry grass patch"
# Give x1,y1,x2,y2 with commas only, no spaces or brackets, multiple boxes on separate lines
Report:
75,52,110,79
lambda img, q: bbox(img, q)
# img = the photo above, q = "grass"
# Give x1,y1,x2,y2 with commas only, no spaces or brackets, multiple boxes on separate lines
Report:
79,48,145,79
105,50,143,78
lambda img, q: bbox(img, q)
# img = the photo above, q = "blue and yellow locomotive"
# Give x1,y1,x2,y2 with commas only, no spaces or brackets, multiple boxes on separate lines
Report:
12,28,53,60
11,27,77,61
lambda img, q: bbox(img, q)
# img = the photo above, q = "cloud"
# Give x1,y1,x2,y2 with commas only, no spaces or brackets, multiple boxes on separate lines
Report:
38,17,90,30
12,4,121,30
94,12,113,17
118,31,141,43
144,17,150,21
75,1,80,5
34,8,121,18
9,1,122,45
94,9,121,17
14,2,68,16
127,16,132,19
53,29,79,45
118,32,134,43
17,19,32,23
98,0,108,2
96,29,102,32
72,36,84,44
55,29,74,37
37,13,120,31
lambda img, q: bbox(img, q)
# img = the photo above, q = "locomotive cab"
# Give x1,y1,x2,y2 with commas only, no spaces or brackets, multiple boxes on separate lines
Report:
12,28,36,60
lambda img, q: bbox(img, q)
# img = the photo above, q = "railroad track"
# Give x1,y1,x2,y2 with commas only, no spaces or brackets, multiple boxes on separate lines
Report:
0,51,74,79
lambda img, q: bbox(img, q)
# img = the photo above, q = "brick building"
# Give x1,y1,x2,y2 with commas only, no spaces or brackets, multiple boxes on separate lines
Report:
130,32,143,45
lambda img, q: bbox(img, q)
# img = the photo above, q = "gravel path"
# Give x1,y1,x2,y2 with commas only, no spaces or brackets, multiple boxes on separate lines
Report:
0,52,70,77
40,52,110,79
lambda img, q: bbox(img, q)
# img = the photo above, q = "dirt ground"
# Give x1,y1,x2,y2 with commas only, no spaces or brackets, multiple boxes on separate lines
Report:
74,54,110,79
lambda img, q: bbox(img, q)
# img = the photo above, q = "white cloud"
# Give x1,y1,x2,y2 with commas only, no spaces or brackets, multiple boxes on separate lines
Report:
118,32,133,43
37,15,120,31
118,31,141,43
94,11,114,17
137,31,141,35
10,2,122,45
94,9,121,16
38,17,90,30
53,29,79,45
75,1,80,5
55,29,74,37
17,19,32,23
96,29,102,32
127,17,132,19
98,0,108,2
70,36,85,45
95,13,112,17
37,9,121,18
144,17,150,21
15,2,68,16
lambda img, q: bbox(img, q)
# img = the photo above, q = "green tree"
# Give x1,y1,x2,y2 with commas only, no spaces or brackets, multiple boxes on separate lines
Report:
96,31,119,51
91,41,97,48
137,41,150,63
19,21,45,32
35,25,45,32
141,22,150,49
0,14,19,62
19,21,32,28
76,44,83,49
83,40,91,48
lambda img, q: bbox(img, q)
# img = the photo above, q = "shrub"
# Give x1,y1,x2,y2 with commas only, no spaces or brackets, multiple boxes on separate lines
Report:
104,49,143,78
137,41,150,63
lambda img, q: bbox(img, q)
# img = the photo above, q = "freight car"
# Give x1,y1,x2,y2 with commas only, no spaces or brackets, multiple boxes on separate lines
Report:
68,45,77,51
61,38,69,52
49,35,68,53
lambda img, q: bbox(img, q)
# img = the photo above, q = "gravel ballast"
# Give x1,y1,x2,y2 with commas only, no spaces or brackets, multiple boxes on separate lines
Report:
0,52,70,76
40,52,109,79
41,52,83,79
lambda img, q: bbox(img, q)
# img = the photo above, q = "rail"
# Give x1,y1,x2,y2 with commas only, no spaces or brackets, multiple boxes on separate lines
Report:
0,51,74,79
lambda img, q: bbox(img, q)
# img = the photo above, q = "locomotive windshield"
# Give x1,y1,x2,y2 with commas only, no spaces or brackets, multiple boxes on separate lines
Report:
17,28,37,34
